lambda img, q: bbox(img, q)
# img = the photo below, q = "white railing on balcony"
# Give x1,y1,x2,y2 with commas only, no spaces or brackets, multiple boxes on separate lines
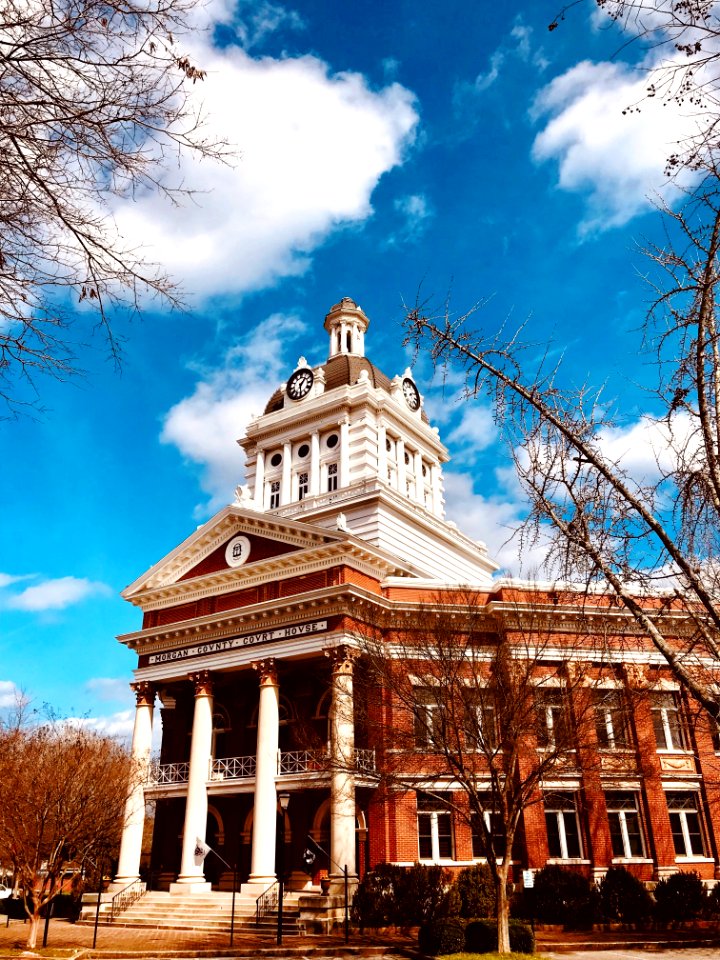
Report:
210,755,256,780
148,761,190,785
148,747,376,786
278,750,325,775
354,748,376,773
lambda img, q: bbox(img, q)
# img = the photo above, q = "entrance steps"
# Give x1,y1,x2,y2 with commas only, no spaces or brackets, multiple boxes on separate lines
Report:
81,891,302,934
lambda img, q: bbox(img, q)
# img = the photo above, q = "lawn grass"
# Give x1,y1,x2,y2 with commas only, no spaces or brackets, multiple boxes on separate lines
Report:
439,953,551,960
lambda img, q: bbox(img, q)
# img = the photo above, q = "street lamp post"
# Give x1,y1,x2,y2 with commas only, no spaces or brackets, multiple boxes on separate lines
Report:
277,792,290,947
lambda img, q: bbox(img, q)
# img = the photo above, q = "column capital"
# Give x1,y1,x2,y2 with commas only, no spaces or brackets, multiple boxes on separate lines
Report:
189,671,213,697
325,644,359,676
131,681,155,707
252,658,278,686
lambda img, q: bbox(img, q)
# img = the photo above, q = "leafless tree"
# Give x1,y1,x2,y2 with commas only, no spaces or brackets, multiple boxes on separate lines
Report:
0,711,133,948
0,0,229,413
354,594,610,954
404,171,720,722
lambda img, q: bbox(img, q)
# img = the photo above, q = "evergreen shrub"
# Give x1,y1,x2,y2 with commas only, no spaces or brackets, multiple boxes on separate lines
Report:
352,862,457,929
532,864,599,927
455,863,495,918
418,917,467,954
464,917,535,953
597,866,653,923
654,870,707,922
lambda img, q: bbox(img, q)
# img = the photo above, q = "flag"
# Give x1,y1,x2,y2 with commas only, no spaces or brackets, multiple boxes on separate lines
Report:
194,838,211,860
302,847,316,868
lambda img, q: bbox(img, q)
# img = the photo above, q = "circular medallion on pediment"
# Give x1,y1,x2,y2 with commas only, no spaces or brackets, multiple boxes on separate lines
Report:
225,534,251,568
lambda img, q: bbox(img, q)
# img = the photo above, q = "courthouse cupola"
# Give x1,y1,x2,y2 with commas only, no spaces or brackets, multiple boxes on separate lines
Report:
324,297,369,358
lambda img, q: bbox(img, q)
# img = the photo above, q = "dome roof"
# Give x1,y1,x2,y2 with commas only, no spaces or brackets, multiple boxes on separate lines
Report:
263,355,392,415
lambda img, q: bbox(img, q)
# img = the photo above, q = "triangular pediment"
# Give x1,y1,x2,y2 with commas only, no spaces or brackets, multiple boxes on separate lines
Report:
123,505,344,599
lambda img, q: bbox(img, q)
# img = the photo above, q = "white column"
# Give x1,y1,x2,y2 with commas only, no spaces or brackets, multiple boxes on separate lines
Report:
113,682,154,887
377,422,387,483
248,659,279,886
326,646,357,891
281,441,292,505
310,431,320,496
254,448,265,509
339,418,350,488
173,672,213,891
414,451,423,503
431,462,443,517
396,437,406,495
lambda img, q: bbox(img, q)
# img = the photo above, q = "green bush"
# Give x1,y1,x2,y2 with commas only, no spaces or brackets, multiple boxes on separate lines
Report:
464,917,535,953
418,917,467,954
598,866,653,923
353,862,457,929
455,864,495,918
532,864,598,928
654,870,707,923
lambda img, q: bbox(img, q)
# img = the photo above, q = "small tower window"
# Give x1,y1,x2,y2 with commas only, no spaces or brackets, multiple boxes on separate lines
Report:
270,452,282,468
298,472,309,501
298,443,310,459
327,462,338,492
346,331,352,352
269,480,280,509
326,433,339,449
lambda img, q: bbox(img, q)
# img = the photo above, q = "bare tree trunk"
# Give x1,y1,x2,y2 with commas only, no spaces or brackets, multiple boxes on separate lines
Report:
26,912,41,949
496,863,511,954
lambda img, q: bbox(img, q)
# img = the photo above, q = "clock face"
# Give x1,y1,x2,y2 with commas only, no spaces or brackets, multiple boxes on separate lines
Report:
287,367,314,401
402,377,420,411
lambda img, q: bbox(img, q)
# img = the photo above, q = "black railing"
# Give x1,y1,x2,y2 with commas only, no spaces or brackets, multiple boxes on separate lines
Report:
109,879,145,921
255,881,279,925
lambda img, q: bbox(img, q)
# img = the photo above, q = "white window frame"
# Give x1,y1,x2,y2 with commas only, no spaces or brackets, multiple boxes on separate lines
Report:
666,791,707,858
545,792,583,859
297,471,309,501
595,691,631,750
651,692,687,752
605,791,646,859
268,480,280,509
326,461,338,492
417,793,454,862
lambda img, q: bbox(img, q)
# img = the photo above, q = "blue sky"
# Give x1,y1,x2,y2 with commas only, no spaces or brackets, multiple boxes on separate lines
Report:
0,0,695,735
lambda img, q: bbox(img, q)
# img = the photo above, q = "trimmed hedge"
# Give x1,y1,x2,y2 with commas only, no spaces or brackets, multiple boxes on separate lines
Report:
531,864,599,928
418,917,467,954
654,870,706,922
598,866,653,923
455,864,495,918
352,862,457,929
465,917,535,953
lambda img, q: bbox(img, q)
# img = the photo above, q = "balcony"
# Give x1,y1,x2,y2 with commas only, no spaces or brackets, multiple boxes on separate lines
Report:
147,748,375,787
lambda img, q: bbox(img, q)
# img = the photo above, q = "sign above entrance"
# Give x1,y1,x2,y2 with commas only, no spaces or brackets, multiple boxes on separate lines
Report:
145,619,329,666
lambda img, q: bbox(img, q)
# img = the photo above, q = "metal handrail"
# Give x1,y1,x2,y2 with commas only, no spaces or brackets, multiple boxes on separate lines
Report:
109,878,145,921
256,880,279,924
210,755,256,780
147,760,189,785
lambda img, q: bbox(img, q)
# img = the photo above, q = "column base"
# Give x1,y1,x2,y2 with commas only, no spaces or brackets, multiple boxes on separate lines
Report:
109,877,141,891
327,874,358,898
241,877,277,896
169,880,212,894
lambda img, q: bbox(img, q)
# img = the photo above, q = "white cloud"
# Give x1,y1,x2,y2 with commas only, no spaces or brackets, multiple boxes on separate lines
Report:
455,18,547,102
72,709,136,741
86,677,133,703
0,572,34,589
0,680,21,708
446,406,496,453
112,38,419,300
531,58,700,232
388,193,433,245
161,312,304,512
6,576,111,612
597,410,697,482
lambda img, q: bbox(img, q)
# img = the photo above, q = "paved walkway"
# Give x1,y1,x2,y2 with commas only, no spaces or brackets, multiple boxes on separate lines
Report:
543,952,720,960
0,918,413,955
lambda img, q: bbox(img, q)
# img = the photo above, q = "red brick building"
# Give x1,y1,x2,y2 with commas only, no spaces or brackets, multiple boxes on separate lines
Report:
113,298,720,915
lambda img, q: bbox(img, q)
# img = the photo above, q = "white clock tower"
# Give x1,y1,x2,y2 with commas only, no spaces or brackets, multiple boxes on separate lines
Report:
237,297,497,585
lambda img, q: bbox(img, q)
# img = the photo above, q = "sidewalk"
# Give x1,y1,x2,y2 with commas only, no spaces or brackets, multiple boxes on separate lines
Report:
0,918,415,957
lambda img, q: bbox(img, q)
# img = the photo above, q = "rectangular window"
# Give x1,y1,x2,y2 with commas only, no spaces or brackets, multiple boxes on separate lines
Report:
298,471,309,501
471,799,506,859
666,792,706,857
465,696,498,752
595,691,632,749
651,692,687,751
269,480,280,510
544,791,582,859
605,791,645,858
417,792,454,861
413,687,443,749
327,462,338,492
536,689,572,749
